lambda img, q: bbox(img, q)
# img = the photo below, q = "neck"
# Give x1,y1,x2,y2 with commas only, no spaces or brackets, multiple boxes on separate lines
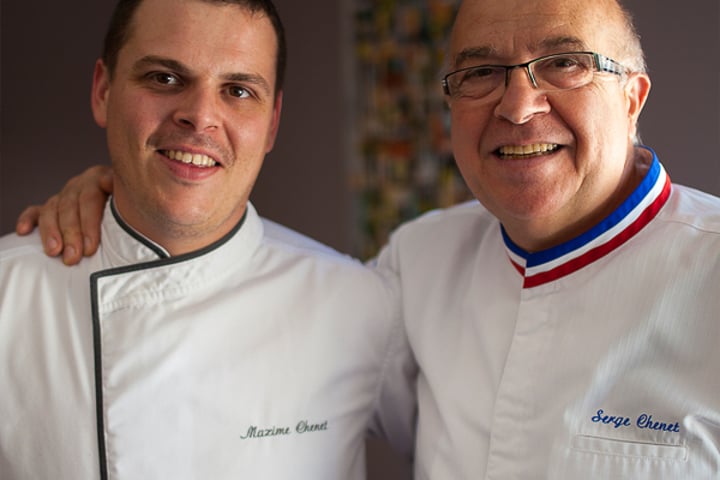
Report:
504,146,653,253
111,197,247,256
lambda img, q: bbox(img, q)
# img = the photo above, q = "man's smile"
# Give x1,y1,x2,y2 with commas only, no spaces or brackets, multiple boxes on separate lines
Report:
162,149,218,168
497,143,560,159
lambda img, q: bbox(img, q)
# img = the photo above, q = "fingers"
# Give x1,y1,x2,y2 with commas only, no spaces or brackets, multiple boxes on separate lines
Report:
97,166,114,194
53,184,86,265
77,167,113,257
29,165,113,265
15,198,66,258
15,201,65,258
53,165,112,265
13,165,113,265
15,205,43,236
34,195,66,258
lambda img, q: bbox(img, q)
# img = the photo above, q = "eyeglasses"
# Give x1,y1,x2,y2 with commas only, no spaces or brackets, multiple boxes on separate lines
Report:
441,51,627,100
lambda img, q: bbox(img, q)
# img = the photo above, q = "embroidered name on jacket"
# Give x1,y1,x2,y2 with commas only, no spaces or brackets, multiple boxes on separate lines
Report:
592,409,681,433
240,419,329,440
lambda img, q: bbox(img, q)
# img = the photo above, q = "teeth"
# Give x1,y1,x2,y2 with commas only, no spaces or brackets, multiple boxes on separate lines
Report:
499,144,559,156
166,150,217,167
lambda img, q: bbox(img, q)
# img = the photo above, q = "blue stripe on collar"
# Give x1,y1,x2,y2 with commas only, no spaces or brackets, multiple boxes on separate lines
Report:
504,147,661,266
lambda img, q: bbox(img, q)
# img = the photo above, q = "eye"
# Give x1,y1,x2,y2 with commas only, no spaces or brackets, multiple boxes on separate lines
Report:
446,65,505,98
542,55,588,72
463,66,499,80
552,57,580,68
227,85,251,99
150,72,181,86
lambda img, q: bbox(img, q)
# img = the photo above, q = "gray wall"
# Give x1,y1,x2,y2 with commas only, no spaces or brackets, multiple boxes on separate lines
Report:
1,1,718,478
632,3,720,196
0,0,356,247
2,1,719,245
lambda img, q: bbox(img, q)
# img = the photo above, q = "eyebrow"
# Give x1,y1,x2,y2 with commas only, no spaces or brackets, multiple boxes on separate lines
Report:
539,36,588,52
133,55,273,95
452,46,496,69
452,36,589,68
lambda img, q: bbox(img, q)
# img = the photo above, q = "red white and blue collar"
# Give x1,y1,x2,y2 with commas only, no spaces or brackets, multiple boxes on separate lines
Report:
503,147,672,288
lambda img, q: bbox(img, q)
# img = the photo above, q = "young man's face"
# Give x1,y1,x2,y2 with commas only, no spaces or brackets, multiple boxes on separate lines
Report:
446,0,650,251
92,0,282,254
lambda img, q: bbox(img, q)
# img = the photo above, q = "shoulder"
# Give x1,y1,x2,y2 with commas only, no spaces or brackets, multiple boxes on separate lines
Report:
0,230,45,264
371,200,500,275
0,230,68,287
386,200,496,247
662,184,720,235
256,216,402,335
258,217,366,269
260,218,349,259
253,219,392,295
260,214,400,288
645,184,720,273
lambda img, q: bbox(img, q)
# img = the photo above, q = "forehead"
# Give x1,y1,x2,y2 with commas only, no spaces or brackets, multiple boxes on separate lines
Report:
121,0,278,81
450,0,620,65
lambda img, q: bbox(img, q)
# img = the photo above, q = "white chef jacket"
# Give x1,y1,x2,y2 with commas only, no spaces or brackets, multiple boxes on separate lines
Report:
0,201,417,480
374,149,720,479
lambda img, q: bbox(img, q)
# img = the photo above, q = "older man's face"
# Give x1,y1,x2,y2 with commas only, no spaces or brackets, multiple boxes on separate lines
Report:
446,0,650,251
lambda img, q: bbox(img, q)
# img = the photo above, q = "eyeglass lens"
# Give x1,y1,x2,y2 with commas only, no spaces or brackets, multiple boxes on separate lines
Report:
447,53,598,99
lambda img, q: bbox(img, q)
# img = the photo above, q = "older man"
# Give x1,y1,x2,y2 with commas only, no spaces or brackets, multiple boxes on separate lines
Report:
376,0,720,478
0,1,415,479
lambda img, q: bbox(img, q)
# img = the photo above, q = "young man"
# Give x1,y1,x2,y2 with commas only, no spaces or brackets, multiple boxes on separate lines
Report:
0,1,416,478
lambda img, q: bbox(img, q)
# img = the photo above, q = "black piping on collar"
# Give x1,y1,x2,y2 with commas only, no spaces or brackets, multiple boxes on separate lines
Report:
91,201,249,479
109,198,248,263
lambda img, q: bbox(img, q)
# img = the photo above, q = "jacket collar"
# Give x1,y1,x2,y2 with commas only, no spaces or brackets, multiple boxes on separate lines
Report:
503,147,672,288
99,199,264,273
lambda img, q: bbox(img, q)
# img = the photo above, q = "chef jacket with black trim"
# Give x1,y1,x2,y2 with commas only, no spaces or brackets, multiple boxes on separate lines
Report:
0,201,417,480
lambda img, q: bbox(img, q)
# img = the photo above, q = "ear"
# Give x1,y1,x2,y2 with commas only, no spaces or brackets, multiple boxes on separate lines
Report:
91,59,111,128
264,90,284,153
623,72,651,141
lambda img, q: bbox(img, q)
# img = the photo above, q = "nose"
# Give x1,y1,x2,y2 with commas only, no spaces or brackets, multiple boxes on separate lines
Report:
493,66,550,125
172,86,221,132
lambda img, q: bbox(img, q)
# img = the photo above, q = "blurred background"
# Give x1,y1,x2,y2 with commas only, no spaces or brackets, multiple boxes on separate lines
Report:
1,0,719,477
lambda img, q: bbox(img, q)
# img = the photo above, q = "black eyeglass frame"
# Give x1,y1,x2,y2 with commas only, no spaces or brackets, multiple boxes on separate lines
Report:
441,51,628,97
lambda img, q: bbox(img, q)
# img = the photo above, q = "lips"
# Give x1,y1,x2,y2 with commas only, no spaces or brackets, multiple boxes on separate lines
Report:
497,143,560,159
162,149,218,167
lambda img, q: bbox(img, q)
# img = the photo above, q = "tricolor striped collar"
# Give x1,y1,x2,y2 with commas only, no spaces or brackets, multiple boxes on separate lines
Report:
503,148,672,289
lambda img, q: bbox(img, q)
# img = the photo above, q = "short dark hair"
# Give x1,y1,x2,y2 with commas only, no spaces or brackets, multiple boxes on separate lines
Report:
101,0,287,94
